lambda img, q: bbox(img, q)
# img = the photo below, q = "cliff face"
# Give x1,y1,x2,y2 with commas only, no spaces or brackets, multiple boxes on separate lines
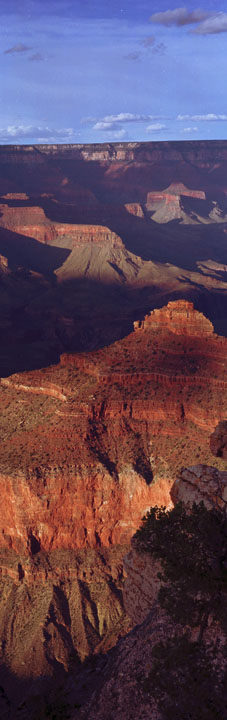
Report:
0,546,131,681
134,299,214,335
0,301,226,556
75,435,227,720
0,140,227,379
1,139,227,161
171,463,227,509
0,142,226,716
0,462,172,554
124,460,227,626
0,203,123,248
146,183,208,223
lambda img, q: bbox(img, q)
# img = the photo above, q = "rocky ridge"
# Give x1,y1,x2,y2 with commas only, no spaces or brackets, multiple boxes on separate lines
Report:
0,140,227,717
75,429,227,720
0,299,225,700
0,301,226,555
0,140,227,379
0,300,226,716
133,299,214,335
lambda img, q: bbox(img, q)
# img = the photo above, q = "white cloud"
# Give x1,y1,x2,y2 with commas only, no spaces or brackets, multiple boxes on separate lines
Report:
101,113,164,124
4,44,33,54
93,121,116,131
80,116,97,125
105,129,127,140
193,13,227,34
83,113,165,127
149,8,211,27
177,114,227,121
146,123,166,132
94,128,127,140
181,127,198,133
88,113,168,137
0,125,75,142
93,121,128,138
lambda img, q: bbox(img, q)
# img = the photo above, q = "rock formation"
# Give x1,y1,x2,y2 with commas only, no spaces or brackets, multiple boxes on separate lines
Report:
0,301,226,555
210,420,227,460
0,298,225,704
145,183,216,224
133,299,214,335
171,464,227,510
74,428,227,720
0,202,123,248
0,139,227,379
0,546,131,678
0,140,226,716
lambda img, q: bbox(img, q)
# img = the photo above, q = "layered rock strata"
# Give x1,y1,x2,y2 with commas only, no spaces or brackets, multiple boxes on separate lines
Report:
0,301,226,555
0,203,122,248
75,436,227,720
0,546,131,680
0,140,227,373
0,300,226,695
134,299,214,335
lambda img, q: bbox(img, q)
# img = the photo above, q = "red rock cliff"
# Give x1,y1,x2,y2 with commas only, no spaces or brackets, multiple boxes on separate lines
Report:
0,301,226,554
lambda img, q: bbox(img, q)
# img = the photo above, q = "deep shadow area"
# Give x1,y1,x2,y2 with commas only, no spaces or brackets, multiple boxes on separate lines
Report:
0,265,227,377
0,662,69,719
41,195,227,270
0,635,110,720
134,457,153,486
0,225,70,274
1,144,227,268
0,144,227,376
3,192,227,271
0,660,80,719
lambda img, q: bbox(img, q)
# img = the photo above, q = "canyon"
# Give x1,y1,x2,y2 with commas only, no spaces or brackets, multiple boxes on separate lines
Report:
0,141,226,718
0,300,226,555
0,298,226,718
0,140,227,379
76,448,227,720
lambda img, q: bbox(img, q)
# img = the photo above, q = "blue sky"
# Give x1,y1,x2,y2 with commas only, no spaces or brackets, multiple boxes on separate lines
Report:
0,1,227,144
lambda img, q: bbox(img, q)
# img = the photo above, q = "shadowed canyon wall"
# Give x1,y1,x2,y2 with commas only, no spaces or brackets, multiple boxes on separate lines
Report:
0,140,227,380
0,142,226,716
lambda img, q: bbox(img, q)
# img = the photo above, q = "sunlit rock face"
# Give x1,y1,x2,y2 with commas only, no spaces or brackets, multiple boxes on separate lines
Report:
0,141,226,707
0,301,226,555
133,299,214,336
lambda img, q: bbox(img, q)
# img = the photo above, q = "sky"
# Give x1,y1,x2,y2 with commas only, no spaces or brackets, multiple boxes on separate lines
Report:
0,0,227,144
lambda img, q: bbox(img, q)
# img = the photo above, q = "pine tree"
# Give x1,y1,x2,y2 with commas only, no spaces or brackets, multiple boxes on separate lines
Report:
135,502,227,719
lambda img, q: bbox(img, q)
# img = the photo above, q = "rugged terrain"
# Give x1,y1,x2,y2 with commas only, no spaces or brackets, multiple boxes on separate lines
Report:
0,300,226,555
73,427,227,720
0,141,227,377
0,141,227,717
0,299,226,714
